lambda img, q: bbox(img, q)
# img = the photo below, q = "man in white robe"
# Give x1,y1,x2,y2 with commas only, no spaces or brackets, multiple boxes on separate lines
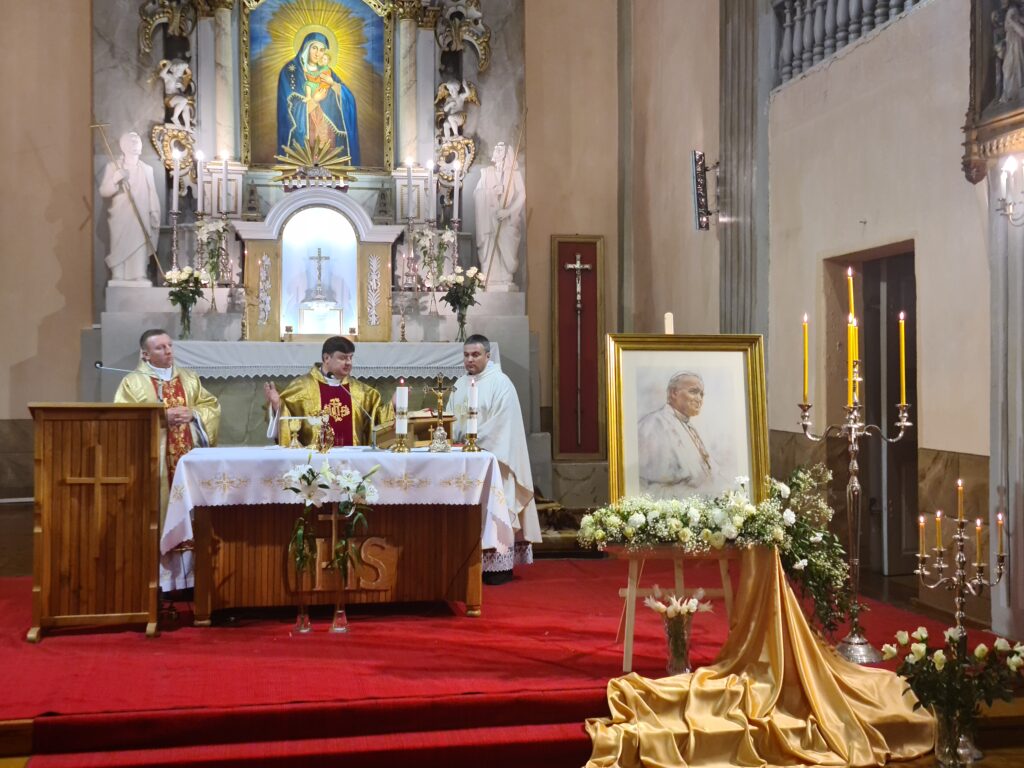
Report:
448,334,541,584
637,372,720,499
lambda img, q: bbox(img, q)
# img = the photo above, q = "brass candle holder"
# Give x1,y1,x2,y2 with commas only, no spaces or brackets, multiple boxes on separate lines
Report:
390,407,410,453
799,359,913,664
463,406,481,452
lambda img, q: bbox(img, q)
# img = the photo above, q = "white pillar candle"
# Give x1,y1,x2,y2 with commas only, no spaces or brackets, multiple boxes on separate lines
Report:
195,150,205,213
396,416,408,435
466,416,479,434
220,157,229,215
453,160,462,219
663,312,674,335
396,378,409,409
469,376,478,408
171,150,181,214
405,158,414,220
426,160,435,221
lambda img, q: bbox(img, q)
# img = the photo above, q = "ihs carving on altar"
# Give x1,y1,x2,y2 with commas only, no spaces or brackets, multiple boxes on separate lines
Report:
425,373,453,452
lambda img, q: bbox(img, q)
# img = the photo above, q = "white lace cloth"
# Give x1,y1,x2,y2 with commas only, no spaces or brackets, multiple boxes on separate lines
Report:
172,341,501,380
161,445,516,590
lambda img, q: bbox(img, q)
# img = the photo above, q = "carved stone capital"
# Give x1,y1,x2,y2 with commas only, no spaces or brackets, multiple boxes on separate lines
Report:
393,0,423,22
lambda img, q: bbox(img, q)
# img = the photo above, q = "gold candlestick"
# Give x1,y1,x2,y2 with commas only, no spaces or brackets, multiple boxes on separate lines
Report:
463,406,481,452
390,406,410,453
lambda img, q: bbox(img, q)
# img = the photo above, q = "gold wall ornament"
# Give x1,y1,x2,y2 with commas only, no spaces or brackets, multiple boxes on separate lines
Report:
393,0,423,21
435,136,476,185
138,0,198,55
434,0,491,72
272,138,358,188
151,125,196,202
240,0,395,171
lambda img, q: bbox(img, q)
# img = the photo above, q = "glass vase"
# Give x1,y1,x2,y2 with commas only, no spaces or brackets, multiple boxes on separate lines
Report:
664,613,693,676
291,601,312,636
330,598,349,634
456,309,468,342
932,709,960,767
179,305,192,339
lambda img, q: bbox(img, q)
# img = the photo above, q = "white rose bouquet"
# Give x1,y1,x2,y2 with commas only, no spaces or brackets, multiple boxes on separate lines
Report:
164,265,211,339
438,265,486,341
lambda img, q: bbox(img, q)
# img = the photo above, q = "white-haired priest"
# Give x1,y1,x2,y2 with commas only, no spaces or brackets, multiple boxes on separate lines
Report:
447,334,541,585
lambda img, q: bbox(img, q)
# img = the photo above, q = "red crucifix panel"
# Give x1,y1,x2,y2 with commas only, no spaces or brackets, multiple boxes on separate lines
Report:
552,235,605,460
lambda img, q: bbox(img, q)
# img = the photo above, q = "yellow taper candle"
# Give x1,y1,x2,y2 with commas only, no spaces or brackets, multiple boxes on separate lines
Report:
976,518,983,565
918,514,925,556
847,317,854,407
998,512,1005,556
802,313,809,404
898,311,907,405
852,318,860,402
935,510,943,550
847,267,855,318
957,479,964,522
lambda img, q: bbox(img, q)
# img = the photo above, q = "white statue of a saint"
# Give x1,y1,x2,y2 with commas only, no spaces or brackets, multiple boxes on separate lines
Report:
99,132,160,284
1003,1,1024,103
473,141,525,291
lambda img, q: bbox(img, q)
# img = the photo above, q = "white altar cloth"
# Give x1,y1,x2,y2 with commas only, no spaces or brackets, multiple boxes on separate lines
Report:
173,341,500,380
161,446,515,590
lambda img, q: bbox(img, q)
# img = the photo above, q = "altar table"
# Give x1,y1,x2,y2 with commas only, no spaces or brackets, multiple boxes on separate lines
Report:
162,447,515,621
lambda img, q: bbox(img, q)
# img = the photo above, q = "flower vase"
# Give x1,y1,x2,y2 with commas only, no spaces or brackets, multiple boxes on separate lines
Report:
932,710,961,767
330,597,349,634
456,309,467,342
179,305,192,340
291,600,312,636
664,614,693,676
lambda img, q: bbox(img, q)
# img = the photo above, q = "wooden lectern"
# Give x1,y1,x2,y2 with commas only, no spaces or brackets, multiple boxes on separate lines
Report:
27,404,163,642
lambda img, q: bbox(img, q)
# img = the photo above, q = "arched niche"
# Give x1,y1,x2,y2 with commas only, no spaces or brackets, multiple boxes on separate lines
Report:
233,189,403,341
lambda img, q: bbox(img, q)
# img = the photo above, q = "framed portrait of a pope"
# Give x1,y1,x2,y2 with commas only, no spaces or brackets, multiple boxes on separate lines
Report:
241,0,393,169
606,334,769,504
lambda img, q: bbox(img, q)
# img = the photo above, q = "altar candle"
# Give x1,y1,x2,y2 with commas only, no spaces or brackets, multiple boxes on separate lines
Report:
957,479,964,522
426,159,435,221
898,311,907,405
847,267,855,318
998,512,1005,556
453,160,462,219
918,515,925,556
976,518,983,565
802,313,809,404
664,312,674,335
847,317,854,408
469,376,478,408
395,377,409,410
405,157,414,219
221,157,229,214
195,150,205,213
852,318,860,402
396,414,408,435
171,150,181,214
1002,169,1009,200
935,510,943,550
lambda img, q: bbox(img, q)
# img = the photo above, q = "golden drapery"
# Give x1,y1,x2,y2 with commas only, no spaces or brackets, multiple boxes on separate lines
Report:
585,547,934,768
276,365,394,447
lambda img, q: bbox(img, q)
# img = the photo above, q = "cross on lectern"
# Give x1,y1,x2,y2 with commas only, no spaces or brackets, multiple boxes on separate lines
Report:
65,445,131,534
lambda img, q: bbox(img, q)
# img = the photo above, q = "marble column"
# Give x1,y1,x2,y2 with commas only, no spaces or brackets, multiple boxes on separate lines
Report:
987,166,1024,639
397,11,419,164
214,2,237,160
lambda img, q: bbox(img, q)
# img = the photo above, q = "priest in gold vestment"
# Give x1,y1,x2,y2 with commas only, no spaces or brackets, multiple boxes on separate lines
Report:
264,336,392,447
114,329,220,592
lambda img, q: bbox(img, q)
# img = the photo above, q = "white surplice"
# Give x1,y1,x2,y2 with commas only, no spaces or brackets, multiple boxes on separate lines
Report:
448,361,541,552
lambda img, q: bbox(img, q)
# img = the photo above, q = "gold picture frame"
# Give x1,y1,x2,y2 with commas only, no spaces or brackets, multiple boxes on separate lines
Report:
240,0,394,171
606,334,769,504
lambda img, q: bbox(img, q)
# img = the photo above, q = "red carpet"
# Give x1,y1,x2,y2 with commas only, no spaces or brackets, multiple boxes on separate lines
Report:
0,557,1002,767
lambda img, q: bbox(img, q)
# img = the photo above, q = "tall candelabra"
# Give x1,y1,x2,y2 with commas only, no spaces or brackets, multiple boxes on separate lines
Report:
799,359,913,664
169,209,181,270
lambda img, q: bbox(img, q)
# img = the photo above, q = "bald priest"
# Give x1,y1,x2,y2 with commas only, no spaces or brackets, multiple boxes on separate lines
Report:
264,336,393,447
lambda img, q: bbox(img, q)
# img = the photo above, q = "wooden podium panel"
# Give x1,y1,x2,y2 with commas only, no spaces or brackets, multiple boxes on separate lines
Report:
27,404,163,642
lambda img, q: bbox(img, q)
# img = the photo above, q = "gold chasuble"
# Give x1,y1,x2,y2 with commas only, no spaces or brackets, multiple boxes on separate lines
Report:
276,365,393,448
585,547,933,768
114,362,220,521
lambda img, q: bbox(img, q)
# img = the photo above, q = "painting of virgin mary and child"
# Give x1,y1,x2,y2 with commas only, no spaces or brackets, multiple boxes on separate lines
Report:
246,0,388,169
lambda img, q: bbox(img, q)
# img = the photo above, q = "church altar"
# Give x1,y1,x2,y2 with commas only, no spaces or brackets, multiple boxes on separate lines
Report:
163,446,514,619
172,340,501,380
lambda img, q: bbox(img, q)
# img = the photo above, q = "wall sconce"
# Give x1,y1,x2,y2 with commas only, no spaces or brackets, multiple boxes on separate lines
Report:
998,155,1024,226
691,150,719,231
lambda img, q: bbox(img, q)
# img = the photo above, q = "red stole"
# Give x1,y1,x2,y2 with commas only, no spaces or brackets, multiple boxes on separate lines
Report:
152,377,194,479
318,381,354,447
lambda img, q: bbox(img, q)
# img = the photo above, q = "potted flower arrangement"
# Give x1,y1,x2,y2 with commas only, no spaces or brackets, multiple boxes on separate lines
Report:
438,265,486,341
195,216,229,306
644,586,713,675
411,226,458,288
164,265,211,339
578,464,853,636
883,626,1024,766
281,457,379,634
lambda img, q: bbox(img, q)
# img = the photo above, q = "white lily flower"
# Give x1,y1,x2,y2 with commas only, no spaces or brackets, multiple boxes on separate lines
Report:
896,630,910,646
911,626,928,642
995,637,1011,653
932,650,947,671
792,558,808,571
881,643,898,660
910,642,927,660
1008,655,1024,672
975,643,989,660
944,627,962,644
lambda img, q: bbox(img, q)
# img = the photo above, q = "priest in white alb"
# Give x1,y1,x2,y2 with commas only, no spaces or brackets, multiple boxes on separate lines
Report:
448,334,541,584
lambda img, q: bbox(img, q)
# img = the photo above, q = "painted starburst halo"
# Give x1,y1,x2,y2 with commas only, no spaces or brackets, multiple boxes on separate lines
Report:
272,137,357,188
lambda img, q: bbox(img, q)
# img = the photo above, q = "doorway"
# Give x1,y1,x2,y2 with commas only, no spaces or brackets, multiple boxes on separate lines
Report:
860,252,918,576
